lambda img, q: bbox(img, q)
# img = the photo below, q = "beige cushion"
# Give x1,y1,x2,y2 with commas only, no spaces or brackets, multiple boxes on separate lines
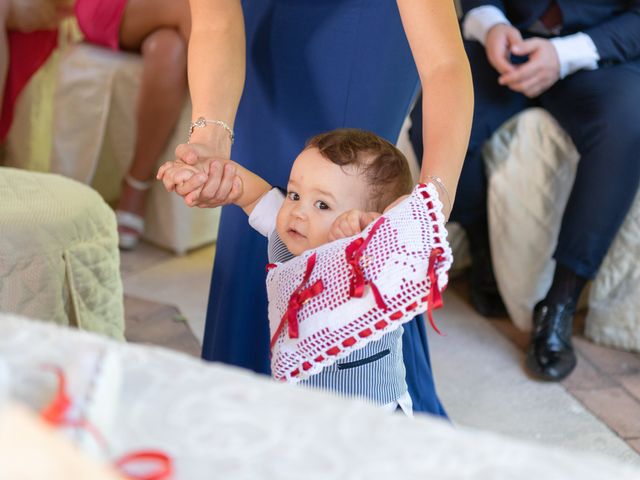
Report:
484,108,640,352
0,167,124,340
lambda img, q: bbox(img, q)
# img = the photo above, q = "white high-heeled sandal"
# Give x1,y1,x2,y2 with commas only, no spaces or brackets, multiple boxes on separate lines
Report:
116,174,152,251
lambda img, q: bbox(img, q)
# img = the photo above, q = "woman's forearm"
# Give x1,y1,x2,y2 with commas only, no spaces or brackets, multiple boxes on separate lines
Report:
186,0,246,158
397,0,473,215
419,59,473,207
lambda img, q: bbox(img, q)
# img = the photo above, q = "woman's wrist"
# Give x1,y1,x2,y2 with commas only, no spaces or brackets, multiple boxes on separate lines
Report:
186,124,233,158
424,175,452,220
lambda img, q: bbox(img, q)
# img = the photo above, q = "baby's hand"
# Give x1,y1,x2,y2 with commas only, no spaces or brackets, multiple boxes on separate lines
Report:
328,210,381,242
157,160,205,194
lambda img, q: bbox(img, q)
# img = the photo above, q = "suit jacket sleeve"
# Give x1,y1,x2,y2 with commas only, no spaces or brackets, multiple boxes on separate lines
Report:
459,1,505,17
584,4,640,64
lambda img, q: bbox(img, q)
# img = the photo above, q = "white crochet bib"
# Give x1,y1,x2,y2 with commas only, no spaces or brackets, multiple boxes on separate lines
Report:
266,183,453,383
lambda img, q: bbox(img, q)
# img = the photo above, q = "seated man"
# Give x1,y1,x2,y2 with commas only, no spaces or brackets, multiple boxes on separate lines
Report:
410,0,640,381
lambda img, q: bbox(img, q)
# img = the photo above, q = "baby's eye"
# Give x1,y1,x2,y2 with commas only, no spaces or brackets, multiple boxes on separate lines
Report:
287,191,300,201
314,200,330,210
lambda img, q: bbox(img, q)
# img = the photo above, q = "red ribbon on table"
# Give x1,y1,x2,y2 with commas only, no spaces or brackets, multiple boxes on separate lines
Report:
40,365,173,480
345,216,388,310
270,252,324,350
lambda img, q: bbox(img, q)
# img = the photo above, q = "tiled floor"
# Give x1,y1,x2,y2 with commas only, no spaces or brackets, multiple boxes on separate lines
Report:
121,240,640,464
473,288,640,454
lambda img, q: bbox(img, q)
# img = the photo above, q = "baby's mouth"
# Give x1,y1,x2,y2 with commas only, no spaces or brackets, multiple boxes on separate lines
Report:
287,227,306,240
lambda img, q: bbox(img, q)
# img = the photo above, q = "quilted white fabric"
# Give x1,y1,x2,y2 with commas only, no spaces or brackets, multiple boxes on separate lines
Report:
0,168,124,340
267,183,453,382
484,108,640,352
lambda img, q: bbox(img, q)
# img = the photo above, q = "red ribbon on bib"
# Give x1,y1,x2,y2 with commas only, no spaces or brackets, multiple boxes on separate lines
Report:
426,247,445,335
345,216,388,310
270,252,324,349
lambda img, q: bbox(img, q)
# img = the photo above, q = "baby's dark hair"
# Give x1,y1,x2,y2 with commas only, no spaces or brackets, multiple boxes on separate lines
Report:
305,129,413,212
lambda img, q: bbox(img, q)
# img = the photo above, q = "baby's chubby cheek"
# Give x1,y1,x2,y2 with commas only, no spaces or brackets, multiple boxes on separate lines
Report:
275,224,304,256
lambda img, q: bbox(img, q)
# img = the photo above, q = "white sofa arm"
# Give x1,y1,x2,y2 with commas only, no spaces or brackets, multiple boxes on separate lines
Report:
484,108,640,353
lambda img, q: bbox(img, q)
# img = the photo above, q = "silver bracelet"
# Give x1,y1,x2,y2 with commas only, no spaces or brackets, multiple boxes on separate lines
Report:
188,116,235,145
426,175,452,214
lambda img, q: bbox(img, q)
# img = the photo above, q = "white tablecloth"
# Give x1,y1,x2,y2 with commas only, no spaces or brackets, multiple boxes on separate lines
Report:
1,314,638,480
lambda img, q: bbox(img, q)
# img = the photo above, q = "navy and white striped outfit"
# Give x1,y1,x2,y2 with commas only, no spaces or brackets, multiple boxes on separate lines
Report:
249,188,412,415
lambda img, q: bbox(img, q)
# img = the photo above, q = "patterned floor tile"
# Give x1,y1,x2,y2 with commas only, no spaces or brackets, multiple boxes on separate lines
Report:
124,295,200,358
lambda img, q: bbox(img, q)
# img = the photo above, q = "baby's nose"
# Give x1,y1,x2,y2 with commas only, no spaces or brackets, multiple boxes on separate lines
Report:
291,203,308,219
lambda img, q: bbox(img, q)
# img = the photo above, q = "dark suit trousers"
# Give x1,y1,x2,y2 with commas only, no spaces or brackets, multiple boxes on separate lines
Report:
410,40,640,279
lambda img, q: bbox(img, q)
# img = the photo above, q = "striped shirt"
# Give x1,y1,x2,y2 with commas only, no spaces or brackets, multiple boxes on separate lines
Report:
249,188,409,409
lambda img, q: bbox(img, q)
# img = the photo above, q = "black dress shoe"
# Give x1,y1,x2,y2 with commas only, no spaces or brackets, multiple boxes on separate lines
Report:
525,300,577,381
468,249,508,318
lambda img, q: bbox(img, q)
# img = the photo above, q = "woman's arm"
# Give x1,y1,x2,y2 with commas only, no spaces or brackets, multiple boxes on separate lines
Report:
185,0,246,156
397,0,474,218
158,0,246,204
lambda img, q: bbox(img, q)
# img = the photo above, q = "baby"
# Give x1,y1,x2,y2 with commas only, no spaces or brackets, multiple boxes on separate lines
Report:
161,128,416,414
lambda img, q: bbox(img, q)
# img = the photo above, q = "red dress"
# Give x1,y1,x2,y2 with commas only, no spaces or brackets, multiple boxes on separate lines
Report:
74,0,128,51
0,31,57,140
0,1,128,139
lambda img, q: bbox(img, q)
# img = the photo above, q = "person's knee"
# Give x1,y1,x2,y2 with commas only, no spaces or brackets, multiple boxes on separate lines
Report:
605,97,640,140
588,72,640,134
141,28,187,68
581,98,640,164
0,1,10,24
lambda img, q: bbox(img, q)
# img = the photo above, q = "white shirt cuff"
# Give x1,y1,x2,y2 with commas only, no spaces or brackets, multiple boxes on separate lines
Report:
462,5,511,45
248,188,284,237
551,32,600,79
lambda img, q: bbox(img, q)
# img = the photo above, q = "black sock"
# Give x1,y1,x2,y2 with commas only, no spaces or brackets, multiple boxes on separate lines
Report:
544,264,588,307
464,218,501,293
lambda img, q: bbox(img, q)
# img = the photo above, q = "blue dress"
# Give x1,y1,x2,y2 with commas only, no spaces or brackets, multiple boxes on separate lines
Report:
202,0,447,417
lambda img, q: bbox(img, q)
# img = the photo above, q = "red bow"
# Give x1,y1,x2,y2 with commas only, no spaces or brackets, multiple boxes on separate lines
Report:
426,248,445,335
40,365,173,480
345,217,388,310
270,253,324,349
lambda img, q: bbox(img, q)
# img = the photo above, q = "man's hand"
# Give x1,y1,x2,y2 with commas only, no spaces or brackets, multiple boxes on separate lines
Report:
485,24,523,75
328,210,381,242
498,38,561,98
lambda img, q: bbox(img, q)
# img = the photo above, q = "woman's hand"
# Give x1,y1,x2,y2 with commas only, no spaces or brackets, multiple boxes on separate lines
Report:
328,210,381,242
157,142,243,208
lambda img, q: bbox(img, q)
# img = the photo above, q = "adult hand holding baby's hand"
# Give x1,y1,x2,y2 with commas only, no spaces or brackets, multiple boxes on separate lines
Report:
328,210,381,242
157,142,243,208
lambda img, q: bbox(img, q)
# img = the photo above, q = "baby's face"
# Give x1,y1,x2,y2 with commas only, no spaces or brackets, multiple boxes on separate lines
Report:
276,148,370,255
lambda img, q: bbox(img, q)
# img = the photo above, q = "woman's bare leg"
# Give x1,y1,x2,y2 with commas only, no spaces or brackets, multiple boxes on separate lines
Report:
115,0,190,230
